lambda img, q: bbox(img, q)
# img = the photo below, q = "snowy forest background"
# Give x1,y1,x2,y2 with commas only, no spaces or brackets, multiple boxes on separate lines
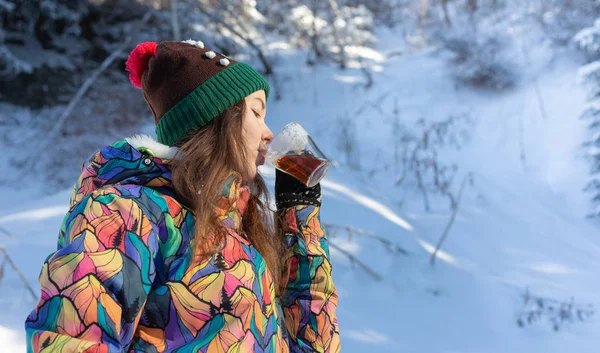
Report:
2,0,600,352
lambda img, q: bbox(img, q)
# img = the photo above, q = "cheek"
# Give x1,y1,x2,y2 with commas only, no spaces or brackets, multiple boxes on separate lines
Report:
242,127,259,158
248,123,261,145
242,114,259,142
241,126,250,144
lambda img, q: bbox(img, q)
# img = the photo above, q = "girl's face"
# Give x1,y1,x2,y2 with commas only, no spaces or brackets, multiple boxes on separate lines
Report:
241,90,273,182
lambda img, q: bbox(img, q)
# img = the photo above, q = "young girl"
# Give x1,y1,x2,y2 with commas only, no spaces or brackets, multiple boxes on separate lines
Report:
25,40,340,353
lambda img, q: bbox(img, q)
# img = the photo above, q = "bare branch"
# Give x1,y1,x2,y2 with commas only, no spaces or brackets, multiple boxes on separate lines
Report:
324,223,409,255
307,0,324,64
517,287,595,331
171,0,181,41
467,0,478,13
327,240,383,281
441,0,452,27
386,50,404,59
518,113,528,171
532,79,548,122
412,144,431,212
419,0,429,30
337,115,361,170
353,90,393,117
520,42,547,122
430,172,473,265
327,0,347,69
0,246,37,300
28,10,154,172
0,225,13,238
195,6,274,76
359,58,374,89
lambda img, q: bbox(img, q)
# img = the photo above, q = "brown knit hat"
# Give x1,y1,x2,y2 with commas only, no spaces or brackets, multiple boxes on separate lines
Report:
126,40,270,146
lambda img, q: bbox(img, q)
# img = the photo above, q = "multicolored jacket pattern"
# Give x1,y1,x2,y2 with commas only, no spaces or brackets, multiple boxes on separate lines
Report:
25,137,340,353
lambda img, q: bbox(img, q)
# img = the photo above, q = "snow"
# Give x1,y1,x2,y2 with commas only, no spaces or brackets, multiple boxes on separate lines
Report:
578,60,600,80
0,326,24,353
574,19,600,54
1,20,600,353
0,206,67,224
321,178,414,232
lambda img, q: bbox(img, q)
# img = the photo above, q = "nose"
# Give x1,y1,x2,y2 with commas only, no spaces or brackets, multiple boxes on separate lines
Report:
263,127,274,144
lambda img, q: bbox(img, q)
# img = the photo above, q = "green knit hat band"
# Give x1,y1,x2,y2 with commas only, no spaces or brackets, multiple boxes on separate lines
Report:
156,62,270,146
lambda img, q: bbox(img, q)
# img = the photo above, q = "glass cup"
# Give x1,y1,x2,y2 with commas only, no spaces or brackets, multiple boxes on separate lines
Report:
266,122,331,187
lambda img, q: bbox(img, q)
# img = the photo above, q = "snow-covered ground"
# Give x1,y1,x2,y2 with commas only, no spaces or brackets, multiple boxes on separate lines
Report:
1,29,599,353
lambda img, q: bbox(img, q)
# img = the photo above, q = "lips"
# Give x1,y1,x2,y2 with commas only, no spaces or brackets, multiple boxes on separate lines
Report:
257,150,267,166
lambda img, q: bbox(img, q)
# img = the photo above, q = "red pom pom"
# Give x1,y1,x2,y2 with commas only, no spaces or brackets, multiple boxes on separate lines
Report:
125,42,157,88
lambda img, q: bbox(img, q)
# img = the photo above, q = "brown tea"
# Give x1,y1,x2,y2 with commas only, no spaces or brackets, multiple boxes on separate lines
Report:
276,153,328,186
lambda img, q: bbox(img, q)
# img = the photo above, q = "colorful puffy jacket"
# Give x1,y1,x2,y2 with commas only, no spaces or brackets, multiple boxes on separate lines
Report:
25,137,340,353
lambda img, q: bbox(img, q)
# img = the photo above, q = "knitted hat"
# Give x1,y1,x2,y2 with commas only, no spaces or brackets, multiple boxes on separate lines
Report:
125,40,270,146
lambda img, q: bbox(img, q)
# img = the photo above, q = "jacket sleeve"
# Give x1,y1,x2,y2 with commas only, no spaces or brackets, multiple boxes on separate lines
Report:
25,190,158,353
278,203,341,353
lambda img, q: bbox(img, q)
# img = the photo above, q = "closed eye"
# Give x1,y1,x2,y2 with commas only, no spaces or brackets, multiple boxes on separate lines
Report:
252,110,262,119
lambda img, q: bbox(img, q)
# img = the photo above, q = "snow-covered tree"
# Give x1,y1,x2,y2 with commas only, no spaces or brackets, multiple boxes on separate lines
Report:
179,0,378,75
176,0,275,75
575,19,600,217
0,0,153,107
529,0,600,45
0,0,159,187
243,0,378,69
0,1,30,82
439,24,517,90
284,2,376,68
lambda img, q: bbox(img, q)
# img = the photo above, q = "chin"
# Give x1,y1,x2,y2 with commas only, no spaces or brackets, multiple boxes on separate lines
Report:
242,168,258,184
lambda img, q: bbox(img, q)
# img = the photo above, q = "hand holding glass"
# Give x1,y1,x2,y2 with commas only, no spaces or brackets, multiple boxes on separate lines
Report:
266,122,331,187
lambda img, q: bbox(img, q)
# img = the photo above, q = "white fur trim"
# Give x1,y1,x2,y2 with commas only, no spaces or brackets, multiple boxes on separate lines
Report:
205,51,216,59
196,40,205,49
125,134,180,160
219,58,230,66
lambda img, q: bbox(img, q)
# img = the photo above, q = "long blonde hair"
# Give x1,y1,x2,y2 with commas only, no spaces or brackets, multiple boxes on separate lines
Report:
168,100,283,295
